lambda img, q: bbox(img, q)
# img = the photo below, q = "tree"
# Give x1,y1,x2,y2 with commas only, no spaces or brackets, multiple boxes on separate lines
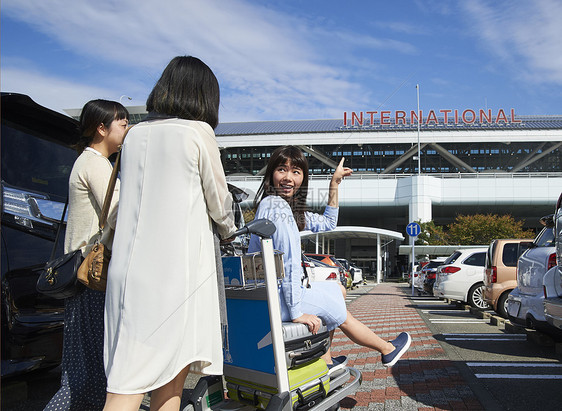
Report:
415,220,450,245
447,214,534,245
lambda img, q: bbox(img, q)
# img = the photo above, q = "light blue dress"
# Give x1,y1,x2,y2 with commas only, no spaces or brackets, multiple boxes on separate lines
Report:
248,195,347,330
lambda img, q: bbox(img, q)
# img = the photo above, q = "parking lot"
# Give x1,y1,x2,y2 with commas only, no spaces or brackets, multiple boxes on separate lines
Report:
411,293,562,410
3,282,562,410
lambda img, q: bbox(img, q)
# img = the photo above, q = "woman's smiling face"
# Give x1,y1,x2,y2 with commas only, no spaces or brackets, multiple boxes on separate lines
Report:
272,161,304,200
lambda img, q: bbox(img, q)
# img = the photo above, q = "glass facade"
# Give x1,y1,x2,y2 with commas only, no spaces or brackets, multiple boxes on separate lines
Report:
221,142,561,176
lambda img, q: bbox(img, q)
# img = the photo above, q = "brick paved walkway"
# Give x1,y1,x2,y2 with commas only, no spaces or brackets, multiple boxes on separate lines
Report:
332,283,484,410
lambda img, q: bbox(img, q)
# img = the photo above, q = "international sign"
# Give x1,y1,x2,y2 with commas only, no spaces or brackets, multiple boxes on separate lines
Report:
343,108,520,127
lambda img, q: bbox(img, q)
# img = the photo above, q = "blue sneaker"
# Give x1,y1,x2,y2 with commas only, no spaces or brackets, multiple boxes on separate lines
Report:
381,332,411,367
327,355,348,375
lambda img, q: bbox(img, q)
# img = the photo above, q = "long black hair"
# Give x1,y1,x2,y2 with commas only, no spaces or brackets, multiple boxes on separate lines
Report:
146,56,220,129
76,99,129,153
254,146,309,231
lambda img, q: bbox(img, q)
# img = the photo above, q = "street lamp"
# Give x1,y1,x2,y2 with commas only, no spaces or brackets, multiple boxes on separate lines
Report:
119,95,132,104
416,84,421,175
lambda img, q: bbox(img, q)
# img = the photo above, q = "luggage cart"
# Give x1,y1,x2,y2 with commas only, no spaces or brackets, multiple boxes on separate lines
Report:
184,219,361,411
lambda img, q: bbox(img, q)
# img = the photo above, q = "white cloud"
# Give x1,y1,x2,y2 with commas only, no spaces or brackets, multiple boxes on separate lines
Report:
0,65,134,114
462,0,562,85
2,0,391,121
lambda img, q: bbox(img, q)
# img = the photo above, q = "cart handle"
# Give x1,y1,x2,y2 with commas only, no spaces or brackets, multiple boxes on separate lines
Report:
232,218,276,238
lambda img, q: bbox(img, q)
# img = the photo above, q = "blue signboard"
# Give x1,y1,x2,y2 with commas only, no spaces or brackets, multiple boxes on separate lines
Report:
406,222,421,237
224,297,275,375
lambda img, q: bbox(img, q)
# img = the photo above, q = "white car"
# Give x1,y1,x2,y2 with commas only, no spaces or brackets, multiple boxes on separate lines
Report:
433,248,489,309
303,254,340,283
507,216,557,333
349,264,363,285
413,264,425,293
336,258,363,286
421,257,448,295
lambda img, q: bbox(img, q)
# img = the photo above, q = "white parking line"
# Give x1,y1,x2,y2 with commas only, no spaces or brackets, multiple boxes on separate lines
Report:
443,333,520,336
421,310,466,313
474,374,562,379
445,337,526,341
430,319,487,323
411,300,443,303
467,362,562,367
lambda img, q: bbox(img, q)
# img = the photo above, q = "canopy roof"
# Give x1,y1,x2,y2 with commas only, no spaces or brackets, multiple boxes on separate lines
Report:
300,226,404,242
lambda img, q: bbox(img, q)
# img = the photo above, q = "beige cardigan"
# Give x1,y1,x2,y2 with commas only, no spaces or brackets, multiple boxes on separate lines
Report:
64,149,119,254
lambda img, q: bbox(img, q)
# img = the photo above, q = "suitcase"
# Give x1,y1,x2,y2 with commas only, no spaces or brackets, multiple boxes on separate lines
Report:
282,322,330,368
226,358,330,410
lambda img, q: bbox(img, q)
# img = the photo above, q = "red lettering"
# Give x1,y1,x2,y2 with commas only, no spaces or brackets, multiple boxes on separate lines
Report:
496,109,508,123
380,111,391,125
426,110,438,124
366,111,377,125
440,109,452,123
479,109,492,123
511,108,521,123
395,110,407,125
411,110,422,125
351,111,363,126
345,108,516,126
462,109,476,123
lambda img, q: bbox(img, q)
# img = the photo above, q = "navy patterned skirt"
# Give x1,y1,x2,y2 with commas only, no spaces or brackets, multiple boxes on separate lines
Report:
44,287,106,410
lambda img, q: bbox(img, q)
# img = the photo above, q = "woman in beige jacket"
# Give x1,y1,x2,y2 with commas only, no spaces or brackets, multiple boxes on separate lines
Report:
44,99,129,410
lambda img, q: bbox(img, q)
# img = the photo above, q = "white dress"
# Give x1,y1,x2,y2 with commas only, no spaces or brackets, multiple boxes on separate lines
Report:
104,118,235,394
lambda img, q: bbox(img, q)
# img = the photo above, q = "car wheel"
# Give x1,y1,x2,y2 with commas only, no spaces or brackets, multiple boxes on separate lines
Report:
468,283,489,310
496,291,510,318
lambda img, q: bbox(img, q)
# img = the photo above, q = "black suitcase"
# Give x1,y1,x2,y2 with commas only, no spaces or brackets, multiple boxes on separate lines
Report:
282,321,330,368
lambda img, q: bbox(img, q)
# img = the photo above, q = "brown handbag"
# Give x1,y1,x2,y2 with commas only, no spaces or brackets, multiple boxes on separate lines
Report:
77,132,128,291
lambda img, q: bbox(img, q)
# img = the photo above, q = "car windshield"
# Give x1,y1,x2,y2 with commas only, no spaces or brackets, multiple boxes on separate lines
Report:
424,261,442,269
1,124,76,203
312,259,333,267
462,252,486,266
444,251,461,265
486,241,496,269
329,256,344,268
534,227,555,247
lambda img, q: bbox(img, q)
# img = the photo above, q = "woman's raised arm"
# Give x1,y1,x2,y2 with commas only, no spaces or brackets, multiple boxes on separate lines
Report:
327,157,353,207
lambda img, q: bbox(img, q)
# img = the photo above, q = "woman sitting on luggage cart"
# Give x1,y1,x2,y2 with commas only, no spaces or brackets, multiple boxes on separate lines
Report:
248,145,411,370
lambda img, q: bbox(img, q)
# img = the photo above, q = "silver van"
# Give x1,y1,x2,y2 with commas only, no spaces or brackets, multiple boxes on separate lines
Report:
507,215,558,335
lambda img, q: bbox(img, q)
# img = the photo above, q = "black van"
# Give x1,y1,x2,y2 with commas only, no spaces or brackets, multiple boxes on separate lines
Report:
1,93,79,378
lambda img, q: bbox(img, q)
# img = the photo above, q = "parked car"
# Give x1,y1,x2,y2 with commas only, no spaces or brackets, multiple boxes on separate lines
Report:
350,263,364,285
484,238,534,318
544,193,562,333
336,258,363,286
1,92,80,378
415,262,429,295
507,215,558,334
407,263,421,286
302,254,340,283
433,248,489,309
420,257,447,295
305,253,348,288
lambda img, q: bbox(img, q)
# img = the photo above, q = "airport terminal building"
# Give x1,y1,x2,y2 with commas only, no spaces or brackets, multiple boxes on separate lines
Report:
66,106,562,278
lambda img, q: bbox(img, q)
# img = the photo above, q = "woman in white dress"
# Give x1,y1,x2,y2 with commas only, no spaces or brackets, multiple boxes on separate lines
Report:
103,56,236,411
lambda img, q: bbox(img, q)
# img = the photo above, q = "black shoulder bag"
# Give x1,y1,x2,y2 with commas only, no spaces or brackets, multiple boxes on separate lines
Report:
36,199,83,299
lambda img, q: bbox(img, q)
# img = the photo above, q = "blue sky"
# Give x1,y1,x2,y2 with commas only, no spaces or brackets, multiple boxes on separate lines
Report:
2,0,561,122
